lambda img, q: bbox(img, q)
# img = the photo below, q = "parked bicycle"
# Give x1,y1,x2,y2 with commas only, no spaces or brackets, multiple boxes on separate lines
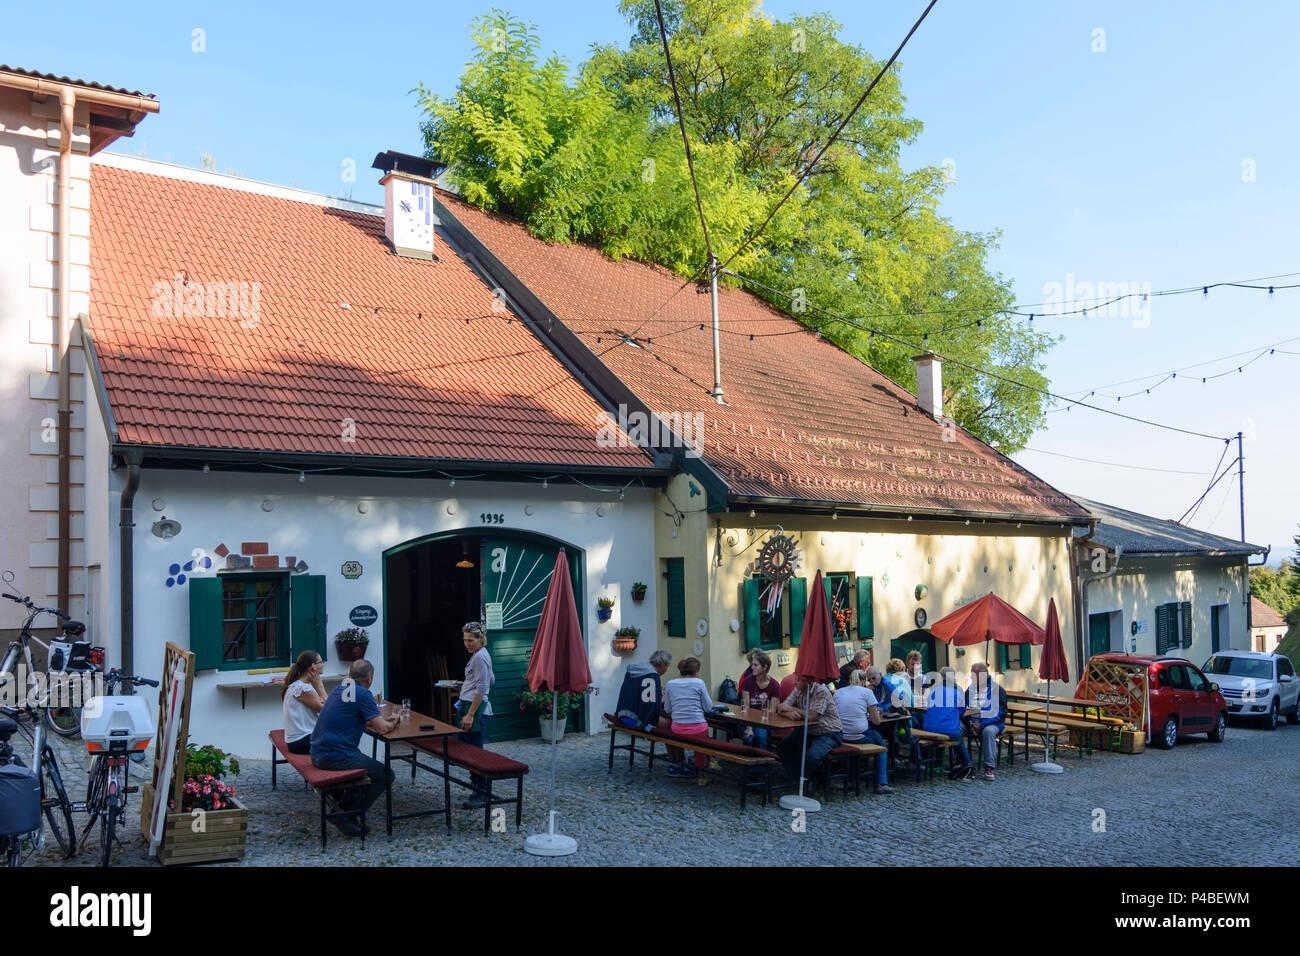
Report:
80,668,158,867
0,713,42,866
45,619,106,738
0,573,77,858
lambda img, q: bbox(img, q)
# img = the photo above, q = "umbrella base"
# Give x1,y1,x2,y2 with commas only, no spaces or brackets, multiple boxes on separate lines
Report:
524,832,578,856
1031,761,1064,774
778,793,822,812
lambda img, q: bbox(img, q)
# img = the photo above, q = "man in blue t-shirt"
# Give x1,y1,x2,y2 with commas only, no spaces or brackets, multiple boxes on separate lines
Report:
923,668,974,779
311,660,398,835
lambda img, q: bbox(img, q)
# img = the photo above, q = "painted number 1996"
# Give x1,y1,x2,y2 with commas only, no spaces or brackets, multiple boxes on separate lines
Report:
480,513,505,524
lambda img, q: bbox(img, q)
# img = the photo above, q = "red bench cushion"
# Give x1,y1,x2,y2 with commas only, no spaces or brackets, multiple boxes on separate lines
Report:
269,729,367,788
411,737,529,779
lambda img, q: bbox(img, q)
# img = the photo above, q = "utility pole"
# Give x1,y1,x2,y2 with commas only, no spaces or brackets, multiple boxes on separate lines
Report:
709,253,724,404
1238,430,1252,634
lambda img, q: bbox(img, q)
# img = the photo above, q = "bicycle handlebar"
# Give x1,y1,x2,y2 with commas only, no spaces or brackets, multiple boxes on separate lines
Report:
104,670,159,689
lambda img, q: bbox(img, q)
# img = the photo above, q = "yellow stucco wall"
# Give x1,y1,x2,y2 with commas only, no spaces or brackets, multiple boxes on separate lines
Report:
653,476,1079,696
1082,555,1249,664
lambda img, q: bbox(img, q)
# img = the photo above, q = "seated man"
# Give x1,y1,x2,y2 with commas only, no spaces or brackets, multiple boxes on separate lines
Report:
310,660,399,835
964,661,1007,781
922,667,974,780
775,675,843,787
615,649,671,730
837,650,871,689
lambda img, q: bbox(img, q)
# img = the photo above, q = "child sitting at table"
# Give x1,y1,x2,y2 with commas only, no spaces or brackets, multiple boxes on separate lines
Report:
663,657,714,784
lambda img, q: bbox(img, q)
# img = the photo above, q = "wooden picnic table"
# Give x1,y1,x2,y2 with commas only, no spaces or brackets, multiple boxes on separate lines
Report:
365,707,461,837
1007,692,1117,718
714,703,806,730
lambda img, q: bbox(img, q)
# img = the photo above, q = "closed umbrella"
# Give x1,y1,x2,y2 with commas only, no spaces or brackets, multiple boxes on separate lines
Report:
779,569,839,813
1032,598,1070,774
523,549,590,856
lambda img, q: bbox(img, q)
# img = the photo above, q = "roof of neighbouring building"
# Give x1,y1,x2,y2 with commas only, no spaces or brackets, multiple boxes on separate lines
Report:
86,158,654,472
1073,495,1267,557
433,190,1089,521
0,65,155,98
1251,596,1287,629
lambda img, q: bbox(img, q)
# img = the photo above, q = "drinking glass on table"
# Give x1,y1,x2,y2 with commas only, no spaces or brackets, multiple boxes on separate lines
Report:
401,699,411,721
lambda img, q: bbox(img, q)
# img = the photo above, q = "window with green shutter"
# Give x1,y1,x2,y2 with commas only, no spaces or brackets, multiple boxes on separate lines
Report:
289,574,328,662
189,572,327,672
1179,601,1192,649
826,573,852,638
1155,602,1180,654
789,577,808,646
995,642,1032,672
189,577,223,671
856,576,874,641
664,558,686,638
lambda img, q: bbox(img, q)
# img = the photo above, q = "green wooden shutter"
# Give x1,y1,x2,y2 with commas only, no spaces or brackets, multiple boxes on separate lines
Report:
1155,604,1172,654
189,576,223,671
664,558,686,638
996,643,1008,672
1020,643,1032,668
789,577,808,646
743,577,761,651
290,574,328,661
1179,601,1192,649
856,576,874,640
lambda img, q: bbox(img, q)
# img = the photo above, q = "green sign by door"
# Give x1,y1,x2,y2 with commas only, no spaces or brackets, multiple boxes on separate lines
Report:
480,537,582,742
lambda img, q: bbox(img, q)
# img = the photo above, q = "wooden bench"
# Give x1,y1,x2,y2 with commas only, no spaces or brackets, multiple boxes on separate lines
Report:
604,715,776,810
822,741,888,799
409,737,528,832
1018,714,1090,758
909,728,965,780
268,730,371,850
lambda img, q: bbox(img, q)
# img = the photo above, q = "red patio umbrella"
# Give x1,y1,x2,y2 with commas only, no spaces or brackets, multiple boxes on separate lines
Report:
523,549,590,856
930,592,1046,648
781,570,839,812
1033,598,1069,774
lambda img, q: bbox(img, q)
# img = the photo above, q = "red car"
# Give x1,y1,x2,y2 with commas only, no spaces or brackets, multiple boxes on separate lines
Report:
1075,654,1228,750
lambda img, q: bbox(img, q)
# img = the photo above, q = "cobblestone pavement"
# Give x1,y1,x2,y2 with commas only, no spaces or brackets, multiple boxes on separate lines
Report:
25,716,1300,867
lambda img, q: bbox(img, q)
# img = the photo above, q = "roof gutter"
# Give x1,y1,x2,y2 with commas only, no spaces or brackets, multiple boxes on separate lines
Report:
0,71,159,115
726,493,1092,527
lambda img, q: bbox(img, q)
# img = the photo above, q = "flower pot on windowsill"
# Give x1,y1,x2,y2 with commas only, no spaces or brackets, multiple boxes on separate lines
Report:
335,640,367,662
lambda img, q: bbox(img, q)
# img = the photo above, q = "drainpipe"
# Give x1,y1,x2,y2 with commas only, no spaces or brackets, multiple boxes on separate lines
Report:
56,86,75,614
119,450,142,680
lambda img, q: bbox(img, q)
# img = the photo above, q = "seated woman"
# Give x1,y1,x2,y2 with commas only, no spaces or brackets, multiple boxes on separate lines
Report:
737,649,782,749
881,657,918,763
663,657,714,784
835,669,893,794
923,667,974,779
281,650,327,754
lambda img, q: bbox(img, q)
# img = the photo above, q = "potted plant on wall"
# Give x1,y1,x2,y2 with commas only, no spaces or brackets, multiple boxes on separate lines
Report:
631,582,647,603
334,627,369,662
596,595,615,622
517,687,592,739
612,626,640,653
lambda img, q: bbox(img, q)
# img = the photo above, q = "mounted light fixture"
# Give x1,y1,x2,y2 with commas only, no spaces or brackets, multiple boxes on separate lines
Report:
455,539,474,569
151,517,182,539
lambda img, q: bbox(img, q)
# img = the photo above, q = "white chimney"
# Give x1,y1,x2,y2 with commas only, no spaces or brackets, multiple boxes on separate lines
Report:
371,150,444,261
912,352,943,420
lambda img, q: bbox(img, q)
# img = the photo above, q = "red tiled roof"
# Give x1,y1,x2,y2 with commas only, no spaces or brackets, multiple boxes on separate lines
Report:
436,190,1088,520
88,165,652,470
1251,596,1287,629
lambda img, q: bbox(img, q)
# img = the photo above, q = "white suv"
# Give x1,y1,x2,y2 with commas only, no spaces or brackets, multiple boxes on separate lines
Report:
1201,651,1300,730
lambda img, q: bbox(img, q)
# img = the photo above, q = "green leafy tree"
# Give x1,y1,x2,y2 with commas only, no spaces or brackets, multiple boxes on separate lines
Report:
420,1,1055,450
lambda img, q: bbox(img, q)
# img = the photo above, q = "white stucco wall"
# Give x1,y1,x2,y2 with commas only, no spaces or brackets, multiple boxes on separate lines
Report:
107,468,657,757
1081,554,1248,665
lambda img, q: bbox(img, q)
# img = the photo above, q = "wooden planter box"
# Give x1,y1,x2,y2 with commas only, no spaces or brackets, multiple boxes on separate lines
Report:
1117,730,1145,754
140,783,249,866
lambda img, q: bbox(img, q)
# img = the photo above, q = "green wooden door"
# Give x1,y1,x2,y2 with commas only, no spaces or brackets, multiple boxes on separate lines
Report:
1089,613,1111,658
890,632,935,673
1210,607,1221,653
480,537,581,742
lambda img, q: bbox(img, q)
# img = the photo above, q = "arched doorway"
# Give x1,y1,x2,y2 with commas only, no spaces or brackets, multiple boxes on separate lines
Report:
383,530,584,742
889,628,949,675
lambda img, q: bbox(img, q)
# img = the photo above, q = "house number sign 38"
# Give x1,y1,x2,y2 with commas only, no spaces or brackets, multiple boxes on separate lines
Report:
341,561,363,579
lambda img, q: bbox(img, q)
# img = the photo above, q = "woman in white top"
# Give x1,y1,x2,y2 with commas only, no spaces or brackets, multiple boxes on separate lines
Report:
663,657,714,783
281,650,326,754
454,621,495,807
834,668,892,793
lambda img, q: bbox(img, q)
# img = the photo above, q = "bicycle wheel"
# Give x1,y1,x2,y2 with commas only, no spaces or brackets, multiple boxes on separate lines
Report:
80,756,104,848
99,798,117,867
39,751,75,858
45,705,81,738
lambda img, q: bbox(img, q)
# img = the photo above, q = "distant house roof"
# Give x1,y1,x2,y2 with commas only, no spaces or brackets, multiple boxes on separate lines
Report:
1251,596,1287,629
434,190,1089,523
1073,495,1267,557
0,64,153,98
86,159,655,474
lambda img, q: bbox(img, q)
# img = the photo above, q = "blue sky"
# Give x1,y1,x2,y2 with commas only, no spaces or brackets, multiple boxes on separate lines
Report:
10,0,1298,560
